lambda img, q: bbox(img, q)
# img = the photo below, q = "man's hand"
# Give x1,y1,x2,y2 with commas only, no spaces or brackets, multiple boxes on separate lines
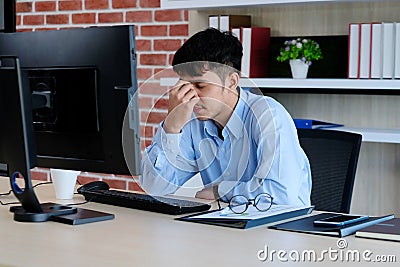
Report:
195,187,216,200
163,80,199,134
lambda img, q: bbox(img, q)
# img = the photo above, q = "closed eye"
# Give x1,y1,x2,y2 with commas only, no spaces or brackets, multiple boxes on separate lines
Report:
194,82,208,89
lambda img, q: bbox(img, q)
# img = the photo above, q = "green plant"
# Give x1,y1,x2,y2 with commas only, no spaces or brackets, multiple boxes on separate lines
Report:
276,38,323,65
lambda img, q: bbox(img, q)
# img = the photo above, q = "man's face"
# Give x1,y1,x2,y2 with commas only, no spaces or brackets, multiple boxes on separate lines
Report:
179,71,238,125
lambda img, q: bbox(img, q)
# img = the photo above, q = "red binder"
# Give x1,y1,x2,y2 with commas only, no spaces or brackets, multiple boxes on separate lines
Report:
239,27,270,78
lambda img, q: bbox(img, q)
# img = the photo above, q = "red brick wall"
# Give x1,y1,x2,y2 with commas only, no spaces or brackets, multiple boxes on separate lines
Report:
15,0,188,190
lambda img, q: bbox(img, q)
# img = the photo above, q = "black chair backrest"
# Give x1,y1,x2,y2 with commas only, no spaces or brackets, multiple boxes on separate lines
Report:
297,129,362,213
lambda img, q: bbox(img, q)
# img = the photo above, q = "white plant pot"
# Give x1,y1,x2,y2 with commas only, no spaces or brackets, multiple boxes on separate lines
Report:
289,59,309,79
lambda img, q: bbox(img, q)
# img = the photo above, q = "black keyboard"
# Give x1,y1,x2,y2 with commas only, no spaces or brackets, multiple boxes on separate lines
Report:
79,189,211,215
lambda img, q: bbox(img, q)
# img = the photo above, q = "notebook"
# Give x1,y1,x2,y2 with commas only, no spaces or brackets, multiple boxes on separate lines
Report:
269,213,394,237
355,218,400,242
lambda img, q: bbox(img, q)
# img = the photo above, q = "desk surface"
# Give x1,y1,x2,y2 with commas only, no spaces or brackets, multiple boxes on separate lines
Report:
0,178,399,267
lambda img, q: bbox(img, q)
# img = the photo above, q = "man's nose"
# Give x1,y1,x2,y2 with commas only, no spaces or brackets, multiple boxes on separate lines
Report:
191,86,202,96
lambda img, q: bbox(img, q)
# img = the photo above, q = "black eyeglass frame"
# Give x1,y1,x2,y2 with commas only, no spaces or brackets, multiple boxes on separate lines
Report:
216,193,274,214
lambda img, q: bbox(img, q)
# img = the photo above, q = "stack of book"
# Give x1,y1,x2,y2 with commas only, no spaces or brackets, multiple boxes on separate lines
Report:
356,218,400,242
348,22,400,79
208,15,251,32
208,15,270,78
232,27,270,78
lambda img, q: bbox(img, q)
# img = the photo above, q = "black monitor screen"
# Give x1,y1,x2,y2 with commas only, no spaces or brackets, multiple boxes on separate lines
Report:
0,0,16,33
29,67,103,160
0,25,141,175
0,0,4,31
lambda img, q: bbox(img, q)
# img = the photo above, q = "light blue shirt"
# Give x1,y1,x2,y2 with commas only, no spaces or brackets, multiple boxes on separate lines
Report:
140,88,311,206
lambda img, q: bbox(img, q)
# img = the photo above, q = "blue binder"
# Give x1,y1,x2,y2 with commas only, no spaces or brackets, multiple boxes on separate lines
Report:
293,119,343,129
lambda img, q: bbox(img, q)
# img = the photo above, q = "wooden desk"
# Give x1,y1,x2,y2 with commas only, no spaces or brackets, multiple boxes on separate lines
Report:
0,178,399,267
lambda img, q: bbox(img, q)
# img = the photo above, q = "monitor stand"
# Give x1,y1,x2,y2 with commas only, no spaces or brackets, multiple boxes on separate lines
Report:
9,172,77,222
9,203,77,222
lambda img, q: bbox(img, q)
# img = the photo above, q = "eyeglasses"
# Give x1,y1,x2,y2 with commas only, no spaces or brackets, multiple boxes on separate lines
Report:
217,193,274,214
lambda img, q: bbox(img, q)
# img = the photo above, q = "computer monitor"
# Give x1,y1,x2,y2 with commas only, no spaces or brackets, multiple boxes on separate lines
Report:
1,57,79,222
0,25,141,175
0,56,42,212
0,57,40,206
0,0,3,31
0,0,16,33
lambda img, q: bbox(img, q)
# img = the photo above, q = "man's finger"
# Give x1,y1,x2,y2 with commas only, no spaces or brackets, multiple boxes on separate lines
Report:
182,88,198,102
170,80,190,93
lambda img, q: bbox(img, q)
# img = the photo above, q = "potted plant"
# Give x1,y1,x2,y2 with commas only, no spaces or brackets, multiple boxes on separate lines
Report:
276,38,323,78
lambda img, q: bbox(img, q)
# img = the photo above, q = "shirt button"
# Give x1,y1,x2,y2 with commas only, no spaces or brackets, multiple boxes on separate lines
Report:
221,148,225,152
162,138,167,143
225,171,230,176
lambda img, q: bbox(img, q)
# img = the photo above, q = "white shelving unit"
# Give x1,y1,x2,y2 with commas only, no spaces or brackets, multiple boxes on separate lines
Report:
161,0,374,9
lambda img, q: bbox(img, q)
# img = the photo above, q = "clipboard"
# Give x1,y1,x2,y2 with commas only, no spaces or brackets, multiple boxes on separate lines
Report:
176,205,314,229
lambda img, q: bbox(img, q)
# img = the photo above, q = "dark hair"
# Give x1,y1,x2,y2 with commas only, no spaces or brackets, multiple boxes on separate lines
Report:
172,28,242,77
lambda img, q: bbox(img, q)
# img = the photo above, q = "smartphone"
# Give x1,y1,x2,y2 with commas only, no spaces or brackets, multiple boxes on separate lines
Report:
313,214,369,227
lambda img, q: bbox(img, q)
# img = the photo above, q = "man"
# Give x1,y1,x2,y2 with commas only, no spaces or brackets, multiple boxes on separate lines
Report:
140,28,311,206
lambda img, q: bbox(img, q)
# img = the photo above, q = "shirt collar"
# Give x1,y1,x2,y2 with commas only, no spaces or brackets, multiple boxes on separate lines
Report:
224,87,246,139
204,120,219,137
202,87,248,140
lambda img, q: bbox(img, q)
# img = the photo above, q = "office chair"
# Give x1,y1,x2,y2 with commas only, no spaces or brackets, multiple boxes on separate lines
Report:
297,129,362,213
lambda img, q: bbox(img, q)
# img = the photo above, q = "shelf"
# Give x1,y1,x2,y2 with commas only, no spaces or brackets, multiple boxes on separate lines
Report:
158,78,400,143
161,0,378,9
329,127,400,144
240,79,400,94
160,78,400,91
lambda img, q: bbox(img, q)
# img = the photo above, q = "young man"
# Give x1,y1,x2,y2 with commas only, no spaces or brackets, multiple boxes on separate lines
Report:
140,28,311,206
